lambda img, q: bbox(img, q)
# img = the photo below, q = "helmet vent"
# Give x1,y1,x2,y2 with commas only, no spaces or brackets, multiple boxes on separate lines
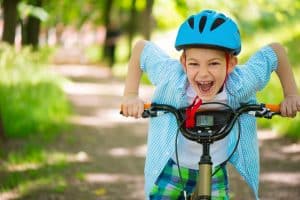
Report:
210,18,225,31
188,17,194,29
199,16,207,33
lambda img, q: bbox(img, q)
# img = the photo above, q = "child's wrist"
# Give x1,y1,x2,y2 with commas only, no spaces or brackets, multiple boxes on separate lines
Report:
124,91,139,97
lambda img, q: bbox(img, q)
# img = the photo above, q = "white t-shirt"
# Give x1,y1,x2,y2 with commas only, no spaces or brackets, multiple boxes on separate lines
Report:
171,85,230,169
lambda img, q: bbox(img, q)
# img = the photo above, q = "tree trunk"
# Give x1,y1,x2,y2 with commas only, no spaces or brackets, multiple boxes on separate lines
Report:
103,0,122,68
22,0,42,49
143,0,154,40
24,15,41,48
103,0,113,28
127,0,137,57
103,0,114,59
0,109,6,142
2,0,20,44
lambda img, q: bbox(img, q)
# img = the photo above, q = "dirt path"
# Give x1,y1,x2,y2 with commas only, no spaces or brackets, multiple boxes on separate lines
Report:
5,64,297,200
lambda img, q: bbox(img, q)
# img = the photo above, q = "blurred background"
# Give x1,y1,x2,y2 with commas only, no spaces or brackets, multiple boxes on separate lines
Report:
0,0,299,199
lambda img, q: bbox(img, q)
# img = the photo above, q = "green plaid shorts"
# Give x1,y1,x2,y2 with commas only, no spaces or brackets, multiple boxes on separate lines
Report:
149,159,229,200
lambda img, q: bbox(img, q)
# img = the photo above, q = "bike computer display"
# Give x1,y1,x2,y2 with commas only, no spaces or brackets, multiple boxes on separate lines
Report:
196,115,214,127
193,109,233,131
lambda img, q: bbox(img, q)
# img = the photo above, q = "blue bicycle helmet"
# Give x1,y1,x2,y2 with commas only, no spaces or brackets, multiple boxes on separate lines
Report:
175,10,241,55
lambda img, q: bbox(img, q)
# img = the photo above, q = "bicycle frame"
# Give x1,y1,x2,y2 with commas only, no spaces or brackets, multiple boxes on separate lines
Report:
141,102,280,200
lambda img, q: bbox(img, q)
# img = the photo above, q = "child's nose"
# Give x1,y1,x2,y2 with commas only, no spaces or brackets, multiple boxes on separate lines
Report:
197,66,210,78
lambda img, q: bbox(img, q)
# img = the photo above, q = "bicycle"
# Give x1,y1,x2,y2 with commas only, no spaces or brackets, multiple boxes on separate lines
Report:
121,102,280,200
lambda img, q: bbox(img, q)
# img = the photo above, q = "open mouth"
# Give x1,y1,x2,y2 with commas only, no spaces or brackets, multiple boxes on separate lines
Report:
198,81,214,94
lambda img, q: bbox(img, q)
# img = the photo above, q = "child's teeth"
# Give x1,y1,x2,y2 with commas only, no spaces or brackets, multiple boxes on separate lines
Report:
199,81,213,92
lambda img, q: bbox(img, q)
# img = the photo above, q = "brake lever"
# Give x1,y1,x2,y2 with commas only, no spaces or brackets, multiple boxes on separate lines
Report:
142,109,169,118
252,107,279,119
141,110,155,118
262,111,275,119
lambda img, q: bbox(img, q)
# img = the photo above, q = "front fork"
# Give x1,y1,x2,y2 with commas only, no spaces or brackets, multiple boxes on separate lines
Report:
190,143,212,200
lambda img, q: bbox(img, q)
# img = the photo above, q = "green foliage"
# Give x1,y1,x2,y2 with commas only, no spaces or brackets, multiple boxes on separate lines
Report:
84,45,101,64
284,34,300,68
153,0,184,30
18,2,49,21
0,43,72,138
150,0,300,35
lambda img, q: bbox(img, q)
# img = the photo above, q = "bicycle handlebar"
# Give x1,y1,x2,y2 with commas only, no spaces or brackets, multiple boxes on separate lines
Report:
265,104,280,113
120,102,281,143
120,103,151,115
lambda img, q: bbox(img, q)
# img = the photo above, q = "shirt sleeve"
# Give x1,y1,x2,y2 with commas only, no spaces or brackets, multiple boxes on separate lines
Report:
140,41,182,86
227,45,278,99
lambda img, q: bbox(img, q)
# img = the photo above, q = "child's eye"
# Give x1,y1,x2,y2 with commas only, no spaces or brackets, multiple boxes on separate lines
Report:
188,62,199,66
209,62,220,66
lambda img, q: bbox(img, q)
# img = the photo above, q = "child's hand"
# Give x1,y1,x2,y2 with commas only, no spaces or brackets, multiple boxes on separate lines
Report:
121,95,145,118
280,95,300,117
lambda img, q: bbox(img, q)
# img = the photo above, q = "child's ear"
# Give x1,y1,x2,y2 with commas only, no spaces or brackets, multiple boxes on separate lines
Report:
180,52,187,72
228,56,238,73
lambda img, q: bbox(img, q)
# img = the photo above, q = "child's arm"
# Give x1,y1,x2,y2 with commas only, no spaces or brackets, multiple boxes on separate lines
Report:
270,43,300,117
121,40,147,118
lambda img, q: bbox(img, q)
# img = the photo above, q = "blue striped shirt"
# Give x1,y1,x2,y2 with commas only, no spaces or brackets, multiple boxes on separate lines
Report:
140,41,278,199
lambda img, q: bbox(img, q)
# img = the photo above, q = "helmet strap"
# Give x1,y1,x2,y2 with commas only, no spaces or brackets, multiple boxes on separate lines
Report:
218,52,230,92
225,52,230,82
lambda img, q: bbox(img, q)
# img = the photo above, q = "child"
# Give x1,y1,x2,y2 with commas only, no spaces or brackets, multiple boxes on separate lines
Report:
121,10,300,199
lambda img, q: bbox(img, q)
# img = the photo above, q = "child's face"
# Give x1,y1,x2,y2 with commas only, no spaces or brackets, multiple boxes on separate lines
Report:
181,48,237,101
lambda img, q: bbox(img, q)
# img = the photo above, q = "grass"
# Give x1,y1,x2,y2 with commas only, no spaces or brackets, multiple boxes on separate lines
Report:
0,43,74,196
0,43,72,138
1,81,71,138
0,132,86,196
